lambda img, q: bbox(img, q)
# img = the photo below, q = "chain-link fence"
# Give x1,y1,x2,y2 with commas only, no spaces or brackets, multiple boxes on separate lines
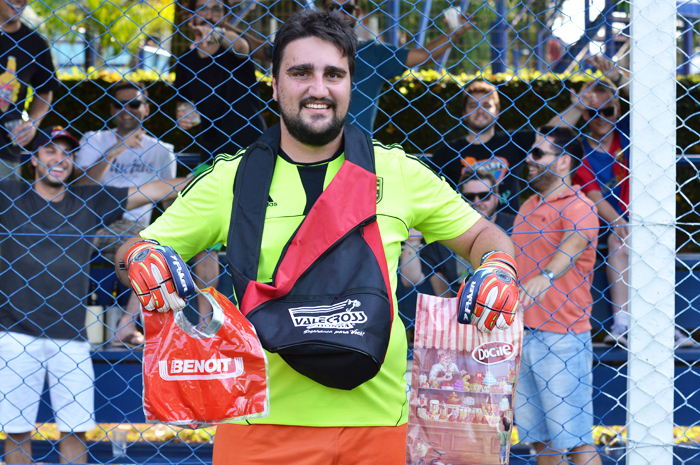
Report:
0,0,697,463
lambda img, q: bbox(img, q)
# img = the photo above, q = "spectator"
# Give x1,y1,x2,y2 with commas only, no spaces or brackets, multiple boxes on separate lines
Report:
0,0,57,180
174,0,267,161
556,57,692,347
323,0,475,133
459,167,515,233
512,126,602,465
75,80,176,348
115,9,517,463
0,127,184,464
174,0,269,319
430,81,570,215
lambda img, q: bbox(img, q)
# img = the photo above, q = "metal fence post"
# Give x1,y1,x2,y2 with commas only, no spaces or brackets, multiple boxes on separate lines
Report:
627,0,676,463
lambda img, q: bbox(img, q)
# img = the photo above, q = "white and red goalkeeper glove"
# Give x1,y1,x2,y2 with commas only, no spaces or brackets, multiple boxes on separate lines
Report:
125,240,196,312
457,251,519,332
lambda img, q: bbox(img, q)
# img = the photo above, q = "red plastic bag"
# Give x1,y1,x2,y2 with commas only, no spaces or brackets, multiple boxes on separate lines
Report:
142,287,269,428
407,294,523,464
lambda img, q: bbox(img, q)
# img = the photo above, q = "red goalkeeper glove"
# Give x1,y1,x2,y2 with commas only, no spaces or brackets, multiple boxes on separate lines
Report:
457,251,519,332
125,240,196,312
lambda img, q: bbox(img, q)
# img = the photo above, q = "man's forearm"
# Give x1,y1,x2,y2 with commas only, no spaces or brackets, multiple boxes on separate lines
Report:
83,142,126,183
467,224,516,268
547,103,582,129
28,91,52,125
125,178,188,210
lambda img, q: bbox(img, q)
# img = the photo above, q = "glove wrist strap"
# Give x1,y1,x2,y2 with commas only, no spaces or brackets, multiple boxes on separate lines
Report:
125,239,160,268
480,250,518,278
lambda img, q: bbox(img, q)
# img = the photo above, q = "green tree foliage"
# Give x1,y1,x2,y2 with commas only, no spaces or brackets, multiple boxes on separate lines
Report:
30,0,175,57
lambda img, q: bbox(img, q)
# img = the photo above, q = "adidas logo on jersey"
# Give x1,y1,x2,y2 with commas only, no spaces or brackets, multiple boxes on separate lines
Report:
268,195,277,207
158,357,244,381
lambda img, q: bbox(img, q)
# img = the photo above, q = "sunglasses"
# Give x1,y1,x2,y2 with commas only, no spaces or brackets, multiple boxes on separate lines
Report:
463,191,491,203
584,106,616,120
530,147,560,161
325,3,358,15
111,100,146,110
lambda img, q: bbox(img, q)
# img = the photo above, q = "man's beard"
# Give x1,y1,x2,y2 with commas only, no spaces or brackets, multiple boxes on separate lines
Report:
527,166,559,195
464,116,495,135
281,98,347,147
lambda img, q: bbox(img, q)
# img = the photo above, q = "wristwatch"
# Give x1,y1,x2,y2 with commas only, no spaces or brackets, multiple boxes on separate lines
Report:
541,269,555,282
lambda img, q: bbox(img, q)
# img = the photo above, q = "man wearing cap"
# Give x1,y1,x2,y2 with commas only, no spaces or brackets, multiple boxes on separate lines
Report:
0,126,186,464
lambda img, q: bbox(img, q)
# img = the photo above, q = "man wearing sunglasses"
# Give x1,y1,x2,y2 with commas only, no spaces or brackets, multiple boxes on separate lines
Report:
75,80,176,349
459,167,515,233
323,0,474,134
512,126,602,465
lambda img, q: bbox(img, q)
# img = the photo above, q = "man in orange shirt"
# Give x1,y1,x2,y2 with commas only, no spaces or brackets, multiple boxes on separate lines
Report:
512,127,602,465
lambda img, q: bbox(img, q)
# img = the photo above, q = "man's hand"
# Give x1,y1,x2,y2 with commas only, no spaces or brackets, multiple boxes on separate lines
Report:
176,104,196,131
189,23,220,55
457,251,519,332
125,241,197,312
13,121,36,147
518,273,551,308
120,128,144,150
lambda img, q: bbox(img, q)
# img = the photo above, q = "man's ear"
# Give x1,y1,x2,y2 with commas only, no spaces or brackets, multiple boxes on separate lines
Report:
272,77,278,102
30,154,38,168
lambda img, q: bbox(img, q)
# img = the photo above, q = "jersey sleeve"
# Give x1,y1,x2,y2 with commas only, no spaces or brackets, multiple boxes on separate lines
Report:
400,154,481,243
140,161,230,261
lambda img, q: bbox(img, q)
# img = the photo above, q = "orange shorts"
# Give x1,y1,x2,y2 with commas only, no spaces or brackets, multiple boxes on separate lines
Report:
212,423,408,465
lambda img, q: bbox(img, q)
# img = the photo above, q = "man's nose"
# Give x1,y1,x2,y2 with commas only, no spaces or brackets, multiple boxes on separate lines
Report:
308,75,330,99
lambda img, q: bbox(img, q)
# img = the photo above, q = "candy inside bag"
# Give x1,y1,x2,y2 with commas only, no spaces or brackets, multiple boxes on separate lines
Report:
142,287,269,428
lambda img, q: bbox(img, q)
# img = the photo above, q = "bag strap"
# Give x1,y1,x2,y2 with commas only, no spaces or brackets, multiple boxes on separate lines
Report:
226,124,375,303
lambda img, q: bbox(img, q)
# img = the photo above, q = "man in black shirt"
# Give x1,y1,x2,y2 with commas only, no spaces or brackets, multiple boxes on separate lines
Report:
174,0,266,162
0,127,185,464
431,81,568,215
0,0,57,179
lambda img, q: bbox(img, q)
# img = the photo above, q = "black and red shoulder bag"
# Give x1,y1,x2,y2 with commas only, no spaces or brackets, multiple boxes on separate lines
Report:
226,124,393,390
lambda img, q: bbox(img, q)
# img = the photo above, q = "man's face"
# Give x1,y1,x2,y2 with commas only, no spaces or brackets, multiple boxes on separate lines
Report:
191,0,227,27
461,179,498,218
273,36,351,147
526,135,563,194
32,141,74,187
582,91,619,137
439,352,451,365
463,92,499,133
111,88,149,132
0,0,25,25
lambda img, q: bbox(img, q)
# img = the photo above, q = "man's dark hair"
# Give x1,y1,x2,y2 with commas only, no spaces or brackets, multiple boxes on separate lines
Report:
272,8,357,81
538,125,583,173
109,80,148,99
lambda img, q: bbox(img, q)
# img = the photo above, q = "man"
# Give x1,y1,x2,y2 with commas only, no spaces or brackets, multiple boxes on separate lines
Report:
75,80,176,348
0,0,57,179
115,9,519,464
175,0,269,320
512,126,602,465
0,127,185,464
324,0,474,133
174,0,267,161
459,167,515,233
430,81,535,214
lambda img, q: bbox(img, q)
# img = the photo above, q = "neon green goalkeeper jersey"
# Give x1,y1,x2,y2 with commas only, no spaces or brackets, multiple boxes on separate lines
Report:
141,140,480,427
